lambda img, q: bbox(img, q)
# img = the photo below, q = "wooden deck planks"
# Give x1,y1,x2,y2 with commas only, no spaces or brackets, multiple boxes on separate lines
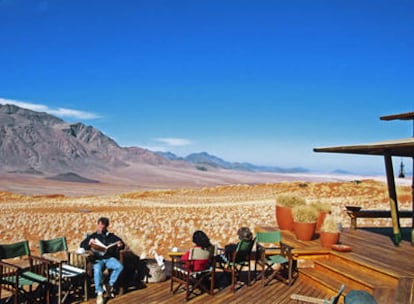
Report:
76,228,413,303
82,277,328,304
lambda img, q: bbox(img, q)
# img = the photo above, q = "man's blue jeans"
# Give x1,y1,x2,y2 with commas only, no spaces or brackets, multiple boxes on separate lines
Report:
93,257,124,293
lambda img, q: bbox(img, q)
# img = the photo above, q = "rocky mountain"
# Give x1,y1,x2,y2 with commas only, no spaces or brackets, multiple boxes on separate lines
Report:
0,104,177,176
157,151,309,173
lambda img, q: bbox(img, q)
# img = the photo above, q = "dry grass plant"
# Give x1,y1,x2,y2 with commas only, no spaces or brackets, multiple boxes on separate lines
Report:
276,194,306,208
292,205,319,223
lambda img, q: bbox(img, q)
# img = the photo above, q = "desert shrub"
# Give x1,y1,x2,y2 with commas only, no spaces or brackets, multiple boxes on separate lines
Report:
292,205,319,223
276,194,306,208
310,200,331,212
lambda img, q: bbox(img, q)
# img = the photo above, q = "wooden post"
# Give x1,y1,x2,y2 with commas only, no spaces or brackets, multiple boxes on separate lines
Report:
384,152,402,245
412,157,414,245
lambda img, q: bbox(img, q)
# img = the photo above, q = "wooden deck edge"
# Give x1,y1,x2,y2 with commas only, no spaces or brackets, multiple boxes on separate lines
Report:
329,251,404,280
312,258,396,290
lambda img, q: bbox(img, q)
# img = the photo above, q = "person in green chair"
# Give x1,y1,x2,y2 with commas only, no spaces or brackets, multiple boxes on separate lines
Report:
80,217,125,304
220,227,253,263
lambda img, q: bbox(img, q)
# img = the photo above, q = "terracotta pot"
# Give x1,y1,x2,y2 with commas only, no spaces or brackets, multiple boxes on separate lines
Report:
316,211,328,233
276,205,294,231
320,231,340,248
294,222,316,241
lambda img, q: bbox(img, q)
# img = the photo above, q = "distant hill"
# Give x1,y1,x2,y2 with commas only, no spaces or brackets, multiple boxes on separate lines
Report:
331,169,353,175
46,172,100,183
0,104,179,177
156,151,309,173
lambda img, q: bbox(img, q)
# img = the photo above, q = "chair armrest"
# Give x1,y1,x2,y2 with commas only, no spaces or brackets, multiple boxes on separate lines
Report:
28,255,53,277
118,249,126,264
67,251,93,268
0,260,22,271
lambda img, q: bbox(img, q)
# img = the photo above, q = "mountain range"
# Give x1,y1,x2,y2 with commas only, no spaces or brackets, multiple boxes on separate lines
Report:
0,103,310,178
2,103,356,195
156,151,308,173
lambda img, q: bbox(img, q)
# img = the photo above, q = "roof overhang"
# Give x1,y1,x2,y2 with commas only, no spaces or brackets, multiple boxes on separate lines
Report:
314,137,414,158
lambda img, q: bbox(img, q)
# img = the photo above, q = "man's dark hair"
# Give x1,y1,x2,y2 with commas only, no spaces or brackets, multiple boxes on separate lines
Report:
98,217,110,227
192,230,212,249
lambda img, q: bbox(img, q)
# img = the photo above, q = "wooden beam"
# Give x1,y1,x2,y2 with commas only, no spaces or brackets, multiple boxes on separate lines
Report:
384,152,402,246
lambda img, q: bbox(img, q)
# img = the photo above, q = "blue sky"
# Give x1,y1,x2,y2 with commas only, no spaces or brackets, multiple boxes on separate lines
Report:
0,0,413,175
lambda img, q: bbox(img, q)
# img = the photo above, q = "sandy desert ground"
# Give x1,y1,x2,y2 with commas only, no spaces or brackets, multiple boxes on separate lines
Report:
0,177,412,260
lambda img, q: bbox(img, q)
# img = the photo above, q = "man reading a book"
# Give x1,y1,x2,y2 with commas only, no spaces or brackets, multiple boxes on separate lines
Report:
80,217,125,304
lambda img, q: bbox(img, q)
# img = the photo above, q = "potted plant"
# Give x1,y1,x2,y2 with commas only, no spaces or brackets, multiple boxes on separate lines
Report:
310,201,331,233
319,214,340,248
292,205,319,241
275,194,306,231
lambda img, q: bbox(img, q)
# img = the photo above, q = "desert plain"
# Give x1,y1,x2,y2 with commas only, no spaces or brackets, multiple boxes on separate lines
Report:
0,174,412,259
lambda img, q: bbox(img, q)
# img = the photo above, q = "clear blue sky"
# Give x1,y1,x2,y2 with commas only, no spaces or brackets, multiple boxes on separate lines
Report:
1,0,413,175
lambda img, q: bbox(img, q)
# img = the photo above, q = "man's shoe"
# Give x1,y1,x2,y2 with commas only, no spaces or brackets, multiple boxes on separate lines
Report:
96,292,104,304
109,286,116,298
104,284,116,298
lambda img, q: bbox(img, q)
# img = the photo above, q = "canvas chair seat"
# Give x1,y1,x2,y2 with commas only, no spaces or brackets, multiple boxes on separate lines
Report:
49,264,86,278
2,270,48,286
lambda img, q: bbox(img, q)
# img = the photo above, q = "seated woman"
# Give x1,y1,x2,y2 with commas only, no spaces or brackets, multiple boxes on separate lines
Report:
220,226,253,262
181,230,214,271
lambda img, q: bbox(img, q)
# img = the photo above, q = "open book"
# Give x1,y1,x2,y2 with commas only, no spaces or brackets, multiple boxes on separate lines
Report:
90,238,119,256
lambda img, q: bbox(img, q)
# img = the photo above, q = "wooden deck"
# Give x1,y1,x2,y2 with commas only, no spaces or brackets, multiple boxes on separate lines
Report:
78,227,414,304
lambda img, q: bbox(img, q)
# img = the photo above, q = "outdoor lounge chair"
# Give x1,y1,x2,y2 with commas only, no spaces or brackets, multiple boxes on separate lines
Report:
39,236,88,303
170,247,216,300
0,240,50,304
255,231,297,286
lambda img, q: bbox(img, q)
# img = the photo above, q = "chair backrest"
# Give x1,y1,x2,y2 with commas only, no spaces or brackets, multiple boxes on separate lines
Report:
189,247,211,260
0,240,30,260
256,231,282,244
39,236,68,255
234,237,256,263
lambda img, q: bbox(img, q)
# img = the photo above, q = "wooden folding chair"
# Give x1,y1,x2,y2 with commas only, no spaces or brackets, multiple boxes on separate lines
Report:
0,240,50,304
39,236,88,303
170,247,216,300
255,231,297,286
216,238,256,292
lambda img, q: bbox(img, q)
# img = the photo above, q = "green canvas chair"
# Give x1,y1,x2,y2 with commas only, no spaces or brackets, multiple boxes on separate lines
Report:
0,240,50,304
255,231,297,286
290,284,345,304
217,238,256,292
39,236,88,303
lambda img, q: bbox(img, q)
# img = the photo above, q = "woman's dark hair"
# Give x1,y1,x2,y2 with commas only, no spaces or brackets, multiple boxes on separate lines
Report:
192,230,212,249
98,217,110,227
